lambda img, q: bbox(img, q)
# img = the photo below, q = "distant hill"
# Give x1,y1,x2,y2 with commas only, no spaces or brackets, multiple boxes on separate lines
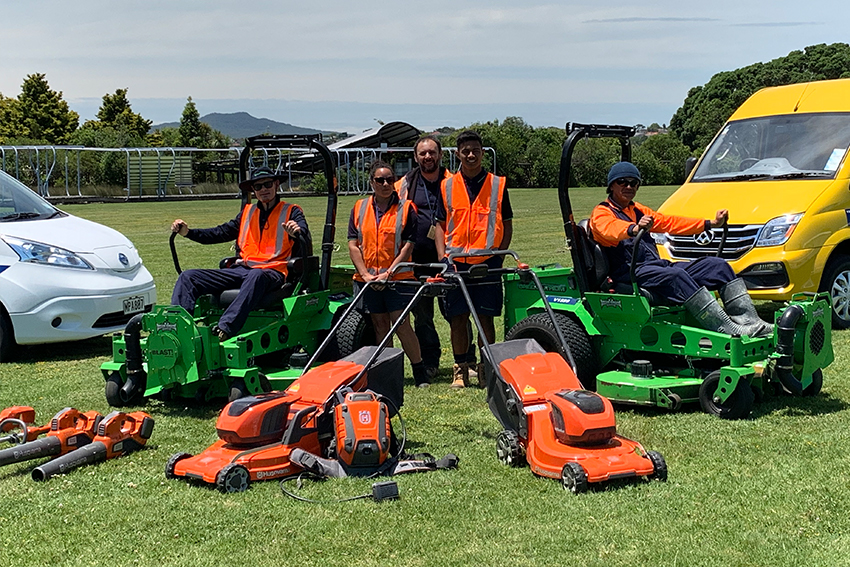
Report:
152,112,328,139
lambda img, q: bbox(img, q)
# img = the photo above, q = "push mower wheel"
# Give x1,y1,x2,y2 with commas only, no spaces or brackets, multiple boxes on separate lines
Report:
505,312,598,390
802,369,823,397
646,450,668,482
496,430,525,467
561,462,588,494
228,379,248,403
216,464,250,493
699,371,754,420
165,452,192,479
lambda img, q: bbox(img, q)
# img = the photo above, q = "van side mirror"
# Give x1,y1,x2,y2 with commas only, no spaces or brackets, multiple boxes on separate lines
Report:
684,157,698,180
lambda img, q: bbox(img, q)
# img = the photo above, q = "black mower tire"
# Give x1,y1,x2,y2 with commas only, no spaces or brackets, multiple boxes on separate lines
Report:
820,255,850,329
802,368,824,397
165,452,192,479
216,464,250,493
228,379,248,403
561,462,589,494
105,370,146,407
646,450,668,482
699,371,754,420
496,430,525,467
323,308,375,361
505,312,598,390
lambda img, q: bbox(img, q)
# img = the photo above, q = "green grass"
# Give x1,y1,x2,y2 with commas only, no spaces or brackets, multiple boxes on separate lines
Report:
2,186,850,567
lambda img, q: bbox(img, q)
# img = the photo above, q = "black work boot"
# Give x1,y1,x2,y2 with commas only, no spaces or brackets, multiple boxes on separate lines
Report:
719,278,774,338
412,362,430,389
683,287,748,336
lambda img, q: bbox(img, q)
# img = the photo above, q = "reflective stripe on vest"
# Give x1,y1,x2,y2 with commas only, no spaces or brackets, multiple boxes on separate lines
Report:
236,202,294,274
353,197,414,281
442,172,505,263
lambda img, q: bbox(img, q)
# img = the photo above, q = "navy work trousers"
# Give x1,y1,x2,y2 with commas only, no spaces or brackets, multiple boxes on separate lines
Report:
171,265,286,336
632,256,735,304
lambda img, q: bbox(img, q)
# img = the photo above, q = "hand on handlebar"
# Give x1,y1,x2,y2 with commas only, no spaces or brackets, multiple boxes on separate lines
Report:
283,220,301,237
171,219,189,237
636,216,654,231
710,209,729,228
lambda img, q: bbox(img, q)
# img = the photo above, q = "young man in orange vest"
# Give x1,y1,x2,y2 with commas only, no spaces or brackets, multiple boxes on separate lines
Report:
435,130,513,388
171,166,309,340
349,161,429,387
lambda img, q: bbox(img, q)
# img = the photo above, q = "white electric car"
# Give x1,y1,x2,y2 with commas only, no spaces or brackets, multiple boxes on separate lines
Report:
0,170,156,360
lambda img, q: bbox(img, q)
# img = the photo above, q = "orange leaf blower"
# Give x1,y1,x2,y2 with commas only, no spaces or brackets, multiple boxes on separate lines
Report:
0,408,103,468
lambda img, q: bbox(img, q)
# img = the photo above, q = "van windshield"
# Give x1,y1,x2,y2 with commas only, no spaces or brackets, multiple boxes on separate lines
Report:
692,113,850,182
0,171,63,221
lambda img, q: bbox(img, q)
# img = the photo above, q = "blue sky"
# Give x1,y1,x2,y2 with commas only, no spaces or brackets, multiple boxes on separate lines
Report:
0,1,845,133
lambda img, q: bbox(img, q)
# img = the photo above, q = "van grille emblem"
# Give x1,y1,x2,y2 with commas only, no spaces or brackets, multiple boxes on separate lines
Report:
694,232,715,246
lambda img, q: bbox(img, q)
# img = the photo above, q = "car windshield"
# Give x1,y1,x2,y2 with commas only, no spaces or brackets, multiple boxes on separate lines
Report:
0,170,62,221
692,113,850,182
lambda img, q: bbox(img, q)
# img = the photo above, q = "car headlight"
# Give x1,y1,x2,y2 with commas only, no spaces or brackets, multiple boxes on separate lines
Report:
2,236,94,269
756,213,803,247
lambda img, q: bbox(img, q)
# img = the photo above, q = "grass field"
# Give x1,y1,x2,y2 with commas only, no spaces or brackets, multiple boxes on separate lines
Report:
2,186,849,567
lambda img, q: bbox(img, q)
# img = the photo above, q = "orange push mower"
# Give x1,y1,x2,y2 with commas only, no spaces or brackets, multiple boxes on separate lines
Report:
166,265,456,493
445,251,667,493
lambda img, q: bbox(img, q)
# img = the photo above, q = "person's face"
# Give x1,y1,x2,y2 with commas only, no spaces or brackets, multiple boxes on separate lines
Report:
456,141,483,171
415,139,440,174
610,177,640,207
252,178,278,204
370,167,395,200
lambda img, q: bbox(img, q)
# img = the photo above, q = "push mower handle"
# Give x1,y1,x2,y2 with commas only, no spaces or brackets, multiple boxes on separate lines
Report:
389,262,448,277
448,249,520,264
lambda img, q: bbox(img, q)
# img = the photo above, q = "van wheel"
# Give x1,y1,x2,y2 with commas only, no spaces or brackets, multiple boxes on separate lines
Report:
820,256,850,329
0,309,16,362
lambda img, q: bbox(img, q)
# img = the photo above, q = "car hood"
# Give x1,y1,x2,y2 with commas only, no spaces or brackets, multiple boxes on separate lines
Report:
0,214,143,270
657,179,836,224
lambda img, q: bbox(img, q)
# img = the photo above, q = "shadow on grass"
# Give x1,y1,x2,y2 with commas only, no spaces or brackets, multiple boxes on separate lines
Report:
12,336,113,363
750,391,848,418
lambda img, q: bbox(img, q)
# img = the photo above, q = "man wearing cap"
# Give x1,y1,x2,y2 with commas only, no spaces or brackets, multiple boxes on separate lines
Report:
589,161,772,337
170,166,310,340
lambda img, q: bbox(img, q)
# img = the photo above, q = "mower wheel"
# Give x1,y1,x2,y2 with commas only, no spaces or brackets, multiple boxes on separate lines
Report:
165,452,192,479
216,464,250,493
496,430,525,467
561,462,588,494
699,371,754,420
228,379,248,402
323,309,375,361
646,450,667,482
505,312,598,390
802,369,823,397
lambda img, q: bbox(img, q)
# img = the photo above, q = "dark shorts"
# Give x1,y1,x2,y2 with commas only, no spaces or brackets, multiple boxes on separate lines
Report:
443,257,504,319
354,281,415,314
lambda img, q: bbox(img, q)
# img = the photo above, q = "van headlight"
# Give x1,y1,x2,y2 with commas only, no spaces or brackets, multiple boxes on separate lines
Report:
2,236,94,269
756,213,803,247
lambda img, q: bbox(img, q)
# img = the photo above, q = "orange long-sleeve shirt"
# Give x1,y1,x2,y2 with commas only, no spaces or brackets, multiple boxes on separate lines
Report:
590,199,709,247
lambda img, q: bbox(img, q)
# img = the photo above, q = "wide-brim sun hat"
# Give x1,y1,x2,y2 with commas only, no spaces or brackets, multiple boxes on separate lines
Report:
238,166,285,192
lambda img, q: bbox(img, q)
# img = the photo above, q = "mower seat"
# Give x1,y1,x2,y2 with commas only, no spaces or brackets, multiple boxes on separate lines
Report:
575,220,667,305
214,255,320,309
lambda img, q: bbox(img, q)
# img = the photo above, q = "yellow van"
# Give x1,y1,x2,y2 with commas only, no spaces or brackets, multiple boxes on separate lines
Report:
655,78,850,328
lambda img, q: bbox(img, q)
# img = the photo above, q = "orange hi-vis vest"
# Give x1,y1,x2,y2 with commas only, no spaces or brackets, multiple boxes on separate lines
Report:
394,167,450,201
441,171,506,264
352,196,415,281
236,201,296,275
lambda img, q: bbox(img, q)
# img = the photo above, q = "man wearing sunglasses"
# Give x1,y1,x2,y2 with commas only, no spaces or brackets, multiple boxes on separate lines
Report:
590,161,772,337
170,166,310,340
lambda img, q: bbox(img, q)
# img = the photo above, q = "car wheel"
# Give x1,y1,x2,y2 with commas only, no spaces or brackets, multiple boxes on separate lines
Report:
0,309,16,362
820,256,850,329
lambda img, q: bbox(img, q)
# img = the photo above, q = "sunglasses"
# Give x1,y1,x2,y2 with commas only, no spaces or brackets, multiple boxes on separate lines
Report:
252,179,275,191
372,176,395,185
615,178,640,188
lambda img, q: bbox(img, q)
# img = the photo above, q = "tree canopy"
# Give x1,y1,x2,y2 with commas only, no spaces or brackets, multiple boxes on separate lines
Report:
670,43,850,151
0,73,79,144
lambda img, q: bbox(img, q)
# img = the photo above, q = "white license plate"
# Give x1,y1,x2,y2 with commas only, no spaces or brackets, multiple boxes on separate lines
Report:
123,295,145,315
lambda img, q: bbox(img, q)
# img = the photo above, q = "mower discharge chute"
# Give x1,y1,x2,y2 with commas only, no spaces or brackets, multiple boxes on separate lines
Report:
101,135,373,406
446,251,664,492
502,123,833,419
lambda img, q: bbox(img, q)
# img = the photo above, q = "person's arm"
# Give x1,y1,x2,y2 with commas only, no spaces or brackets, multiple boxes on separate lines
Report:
643,203,708,236
183,214,241,244
387,241,414,280
434,186,448,258
499,220,513,250
347,206,375,282
589,204,634,246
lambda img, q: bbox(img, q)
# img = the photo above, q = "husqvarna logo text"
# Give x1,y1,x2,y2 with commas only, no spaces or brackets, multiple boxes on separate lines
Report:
359,410,372,425
694,231,715,246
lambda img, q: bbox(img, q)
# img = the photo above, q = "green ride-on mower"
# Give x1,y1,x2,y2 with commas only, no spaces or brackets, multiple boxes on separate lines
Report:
503,123,833,419
102,135,373,406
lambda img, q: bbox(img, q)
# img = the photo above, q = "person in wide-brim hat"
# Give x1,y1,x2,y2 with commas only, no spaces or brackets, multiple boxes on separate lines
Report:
238,166,286,193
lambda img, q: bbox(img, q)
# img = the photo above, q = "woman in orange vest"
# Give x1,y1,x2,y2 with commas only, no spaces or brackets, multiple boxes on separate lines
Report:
348,161,429,387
